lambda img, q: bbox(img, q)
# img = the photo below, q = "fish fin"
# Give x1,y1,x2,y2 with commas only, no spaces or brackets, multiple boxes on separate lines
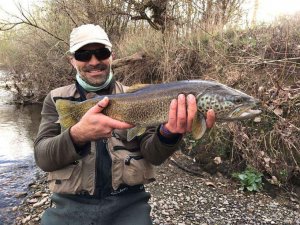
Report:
126,84,150,93
192,113,207,140
55,99,79,130
127,126,147,141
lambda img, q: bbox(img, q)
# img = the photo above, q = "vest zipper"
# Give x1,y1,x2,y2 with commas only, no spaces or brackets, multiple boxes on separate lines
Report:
94,139,112,198
94,141,100,197
105,139,111,160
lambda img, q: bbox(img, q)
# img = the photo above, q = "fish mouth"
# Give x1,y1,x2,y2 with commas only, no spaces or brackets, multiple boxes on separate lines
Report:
227,104,262,120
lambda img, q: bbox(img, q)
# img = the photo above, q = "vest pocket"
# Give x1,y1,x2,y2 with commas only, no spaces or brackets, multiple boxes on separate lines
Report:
108,136,156,190
110,150,155,190
122,155,155,186
47,161,82,194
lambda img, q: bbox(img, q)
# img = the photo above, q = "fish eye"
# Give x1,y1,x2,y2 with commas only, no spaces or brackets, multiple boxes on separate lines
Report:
234,97,244,104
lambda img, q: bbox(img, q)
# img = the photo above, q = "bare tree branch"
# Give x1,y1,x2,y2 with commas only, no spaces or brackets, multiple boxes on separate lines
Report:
0,2,67,44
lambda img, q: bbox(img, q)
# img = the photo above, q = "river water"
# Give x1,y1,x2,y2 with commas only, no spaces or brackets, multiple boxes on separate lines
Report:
0,70,42,224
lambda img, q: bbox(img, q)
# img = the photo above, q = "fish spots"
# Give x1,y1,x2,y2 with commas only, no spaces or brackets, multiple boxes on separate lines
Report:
197,91,254,120
214,104,221,113
198,95,224,114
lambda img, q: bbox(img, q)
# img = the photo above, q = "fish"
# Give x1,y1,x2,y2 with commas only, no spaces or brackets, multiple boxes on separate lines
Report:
56,80,262,141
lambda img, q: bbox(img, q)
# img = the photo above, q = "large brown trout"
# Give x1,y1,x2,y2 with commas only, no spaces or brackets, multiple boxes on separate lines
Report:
56,80,261,141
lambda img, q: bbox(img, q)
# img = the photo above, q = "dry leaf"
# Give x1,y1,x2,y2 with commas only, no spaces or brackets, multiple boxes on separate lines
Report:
213,157,222,165
273,108,283,116
205,181,217,188
254,117,261,122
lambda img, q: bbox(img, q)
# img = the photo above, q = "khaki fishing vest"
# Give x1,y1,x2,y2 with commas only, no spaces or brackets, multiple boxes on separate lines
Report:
47,82,155,195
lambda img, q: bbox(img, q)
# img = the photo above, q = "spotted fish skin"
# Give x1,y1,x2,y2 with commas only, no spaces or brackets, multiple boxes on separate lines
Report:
56,80,261,138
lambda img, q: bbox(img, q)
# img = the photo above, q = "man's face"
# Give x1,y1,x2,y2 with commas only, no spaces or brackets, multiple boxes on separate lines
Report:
71,43,112,86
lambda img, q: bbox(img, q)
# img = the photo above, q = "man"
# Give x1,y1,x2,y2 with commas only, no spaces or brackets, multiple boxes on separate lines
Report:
34,24,215,225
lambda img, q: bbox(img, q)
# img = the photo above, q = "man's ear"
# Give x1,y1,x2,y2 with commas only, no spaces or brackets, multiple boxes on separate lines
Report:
111,52,116,60
69,56,76,67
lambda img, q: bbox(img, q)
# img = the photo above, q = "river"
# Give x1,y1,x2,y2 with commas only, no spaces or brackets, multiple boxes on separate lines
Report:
0,70,42,224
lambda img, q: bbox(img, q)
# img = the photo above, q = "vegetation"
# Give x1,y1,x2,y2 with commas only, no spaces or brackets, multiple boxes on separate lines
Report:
0,0,299,188
232,167,263,192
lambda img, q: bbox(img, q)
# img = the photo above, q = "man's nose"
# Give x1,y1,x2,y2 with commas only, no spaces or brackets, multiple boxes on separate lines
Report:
88,54,100,65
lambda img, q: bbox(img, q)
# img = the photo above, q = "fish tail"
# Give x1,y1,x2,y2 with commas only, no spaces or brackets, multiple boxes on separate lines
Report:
56,99,80,129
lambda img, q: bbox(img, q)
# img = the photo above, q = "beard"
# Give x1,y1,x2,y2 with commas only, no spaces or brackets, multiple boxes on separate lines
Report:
78,63,111,86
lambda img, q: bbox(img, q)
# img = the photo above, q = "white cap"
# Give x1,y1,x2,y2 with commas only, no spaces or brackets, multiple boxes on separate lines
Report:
69,24,112,53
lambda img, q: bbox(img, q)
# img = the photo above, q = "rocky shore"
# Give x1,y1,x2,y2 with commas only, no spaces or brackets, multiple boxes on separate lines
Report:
13,156,300,225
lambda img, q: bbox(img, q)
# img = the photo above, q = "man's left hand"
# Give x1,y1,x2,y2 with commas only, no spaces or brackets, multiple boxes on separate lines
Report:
163,94,215,135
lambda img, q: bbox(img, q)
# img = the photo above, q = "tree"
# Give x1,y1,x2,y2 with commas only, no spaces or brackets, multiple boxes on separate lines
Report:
0,0,246,102
251,0,259,26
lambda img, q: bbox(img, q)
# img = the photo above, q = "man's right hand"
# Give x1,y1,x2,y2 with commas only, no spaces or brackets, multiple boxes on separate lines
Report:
70,97,133,146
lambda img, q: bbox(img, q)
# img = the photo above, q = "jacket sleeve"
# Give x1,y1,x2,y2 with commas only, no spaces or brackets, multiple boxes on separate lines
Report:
139,127,182,166
34,93,84,172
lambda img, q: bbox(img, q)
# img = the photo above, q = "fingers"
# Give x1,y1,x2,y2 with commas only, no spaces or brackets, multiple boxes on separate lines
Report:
164,95,215,137
85,95,133,130
186,94,197,132
206,109,216,128
166,99,177,130
176,94,187,131
106,118,134,130
92,97,109,113
165,94,197,134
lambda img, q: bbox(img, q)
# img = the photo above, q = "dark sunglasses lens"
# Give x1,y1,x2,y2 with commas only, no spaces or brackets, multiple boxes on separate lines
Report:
94,48,111,60
74,48,111,62
74,51,91,62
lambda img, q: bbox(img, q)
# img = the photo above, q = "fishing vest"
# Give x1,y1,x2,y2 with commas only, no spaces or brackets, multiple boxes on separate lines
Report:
47,81,155,195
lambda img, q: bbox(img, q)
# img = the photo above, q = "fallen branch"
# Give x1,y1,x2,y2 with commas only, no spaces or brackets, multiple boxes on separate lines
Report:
112,51,146,69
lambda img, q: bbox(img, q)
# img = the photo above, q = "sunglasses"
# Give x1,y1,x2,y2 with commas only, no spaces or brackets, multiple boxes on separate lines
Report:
74,48,111,62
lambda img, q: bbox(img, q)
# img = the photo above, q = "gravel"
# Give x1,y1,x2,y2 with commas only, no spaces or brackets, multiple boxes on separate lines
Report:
148,161,299,225
13,157,300,225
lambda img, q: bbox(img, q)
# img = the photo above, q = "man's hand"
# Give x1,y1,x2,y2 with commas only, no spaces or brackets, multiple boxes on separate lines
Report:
70,97,133,145
163,94,215,135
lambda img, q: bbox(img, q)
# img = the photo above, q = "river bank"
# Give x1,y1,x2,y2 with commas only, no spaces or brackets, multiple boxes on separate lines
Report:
14,154,299,225
0,70,43,224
